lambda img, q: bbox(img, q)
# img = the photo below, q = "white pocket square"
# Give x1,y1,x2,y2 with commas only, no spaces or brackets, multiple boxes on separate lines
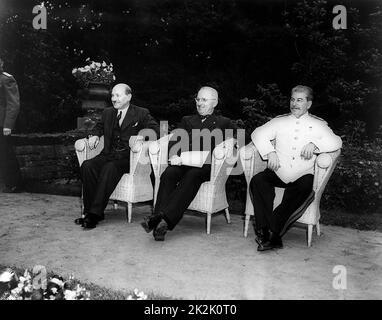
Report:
132,122,138,127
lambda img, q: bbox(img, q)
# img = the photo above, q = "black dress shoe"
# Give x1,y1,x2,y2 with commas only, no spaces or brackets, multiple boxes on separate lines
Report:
74,217,85,225
257,233,283,252
82,214,102,229
254,227,270,246
141,214,162,233
153,220,168,241
75,213,104,226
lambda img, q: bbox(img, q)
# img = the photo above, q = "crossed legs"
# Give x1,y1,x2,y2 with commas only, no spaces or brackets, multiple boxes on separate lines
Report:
142,164,210,240
249,169,313,250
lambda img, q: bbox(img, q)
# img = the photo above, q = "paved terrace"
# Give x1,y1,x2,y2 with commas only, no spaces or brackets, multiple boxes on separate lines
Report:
0,193,381,299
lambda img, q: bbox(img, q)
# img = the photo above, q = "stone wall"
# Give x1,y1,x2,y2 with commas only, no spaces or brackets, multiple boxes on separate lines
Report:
2,131,85,195
13,132,82,181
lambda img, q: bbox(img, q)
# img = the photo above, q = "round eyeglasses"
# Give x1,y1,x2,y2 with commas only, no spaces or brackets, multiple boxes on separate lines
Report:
194,98,217,103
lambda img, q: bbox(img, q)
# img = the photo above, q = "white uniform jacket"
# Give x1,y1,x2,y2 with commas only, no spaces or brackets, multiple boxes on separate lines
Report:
251,112,342,183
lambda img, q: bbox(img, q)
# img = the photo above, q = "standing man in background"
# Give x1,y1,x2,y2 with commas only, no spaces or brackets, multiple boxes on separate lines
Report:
0,57,22,193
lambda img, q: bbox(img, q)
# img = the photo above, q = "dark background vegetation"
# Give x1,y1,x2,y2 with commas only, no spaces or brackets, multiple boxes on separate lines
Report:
0,0,381,214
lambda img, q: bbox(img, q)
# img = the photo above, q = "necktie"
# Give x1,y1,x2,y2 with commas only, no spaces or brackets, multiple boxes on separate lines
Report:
117,111,122,126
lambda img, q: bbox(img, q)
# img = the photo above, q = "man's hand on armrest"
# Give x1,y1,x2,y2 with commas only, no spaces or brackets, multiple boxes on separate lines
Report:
88,135,100,149
300,142,318,160
267,151,280,171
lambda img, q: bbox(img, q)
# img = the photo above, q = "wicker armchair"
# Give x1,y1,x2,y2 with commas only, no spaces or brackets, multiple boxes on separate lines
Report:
74,135,153,223
239,142,341,246
149,137,239,234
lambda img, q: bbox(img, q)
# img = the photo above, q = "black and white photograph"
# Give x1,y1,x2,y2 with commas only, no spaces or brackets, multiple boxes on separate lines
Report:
0,0,381,304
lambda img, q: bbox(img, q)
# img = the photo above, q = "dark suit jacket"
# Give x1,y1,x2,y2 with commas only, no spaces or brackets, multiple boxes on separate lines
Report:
168,113,237,160
0,72,20,130
90,104,159,155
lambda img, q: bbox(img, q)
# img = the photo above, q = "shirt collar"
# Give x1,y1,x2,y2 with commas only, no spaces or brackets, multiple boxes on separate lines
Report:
289,112,310,121
118,106,129,117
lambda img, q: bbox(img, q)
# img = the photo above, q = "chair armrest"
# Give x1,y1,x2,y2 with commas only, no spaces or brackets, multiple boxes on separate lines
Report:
129,136,152,175
239,142,267,184
210,139,239,184
313,149,341,197
74,136,104,167
149,134,173,178
149,134,174,206
74,138,88,167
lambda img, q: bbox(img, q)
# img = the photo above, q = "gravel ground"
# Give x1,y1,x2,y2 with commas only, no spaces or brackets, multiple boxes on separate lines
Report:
0,192,381,299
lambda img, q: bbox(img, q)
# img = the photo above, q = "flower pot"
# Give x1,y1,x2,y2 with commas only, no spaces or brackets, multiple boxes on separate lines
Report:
80,82,111,110
77,82,111,130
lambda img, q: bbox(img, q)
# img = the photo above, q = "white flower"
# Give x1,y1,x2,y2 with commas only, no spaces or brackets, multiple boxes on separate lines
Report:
95,62,101,67
72,68,77,74
64,289,77,300
23,269,31,279
11,286,22,295
102,61,107,67
49,278,64,287
0,270,14,282
24,284,33,293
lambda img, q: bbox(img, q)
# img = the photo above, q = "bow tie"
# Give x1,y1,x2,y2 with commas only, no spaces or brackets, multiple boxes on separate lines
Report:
199,114,211,121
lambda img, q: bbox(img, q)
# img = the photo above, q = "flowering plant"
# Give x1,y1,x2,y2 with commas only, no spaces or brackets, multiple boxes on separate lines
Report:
127,288,148,300
0,267,90,300
72,58,116,88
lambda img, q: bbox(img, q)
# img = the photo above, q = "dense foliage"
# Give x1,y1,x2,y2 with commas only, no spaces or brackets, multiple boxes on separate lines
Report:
0,0,380,212
0,0,380,133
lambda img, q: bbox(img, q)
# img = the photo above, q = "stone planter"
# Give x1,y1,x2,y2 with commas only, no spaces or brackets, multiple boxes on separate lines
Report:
77,82,111,130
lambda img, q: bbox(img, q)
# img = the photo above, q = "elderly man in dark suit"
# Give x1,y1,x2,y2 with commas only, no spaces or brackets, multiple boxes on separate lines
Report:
141,86,237,241
0,57,22,193
76,83,159,229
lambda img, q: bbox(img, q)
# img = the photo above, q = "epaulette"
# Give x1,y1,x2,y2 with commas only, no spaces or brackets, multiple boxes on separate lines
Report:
309,114,325,122
275,113,290,118
2,72,12,77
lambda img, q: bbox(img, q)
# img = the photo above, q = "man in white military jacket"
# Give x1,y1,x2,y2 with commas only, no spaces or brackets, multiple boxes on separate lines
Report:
250,85,342,251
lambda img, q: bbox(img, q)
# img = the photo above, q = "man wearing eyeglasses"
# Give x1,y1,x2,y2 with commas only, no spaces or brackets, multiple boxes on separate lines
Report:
141,86,237,241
